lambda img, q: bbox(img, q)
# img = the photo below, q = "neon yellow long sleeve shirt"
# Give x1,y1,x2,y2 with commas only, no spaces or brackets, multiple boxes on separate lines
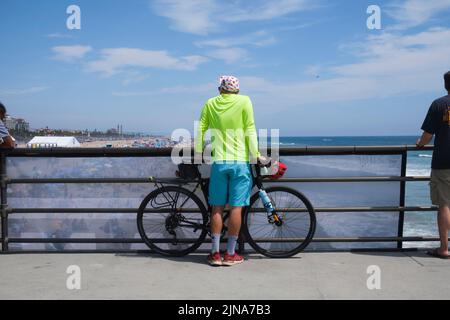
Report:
195,93,260,162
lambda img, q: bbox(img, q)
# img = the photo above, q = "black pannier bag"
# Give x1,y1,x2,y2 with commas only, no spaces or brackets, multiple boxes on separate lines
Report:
175,163,200,180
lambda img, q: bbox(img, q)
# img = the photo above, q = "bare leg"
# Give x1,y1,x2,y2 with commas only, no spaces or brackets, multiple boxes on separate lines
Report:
211,205,224,235
228,206,243,237
437,205,450,255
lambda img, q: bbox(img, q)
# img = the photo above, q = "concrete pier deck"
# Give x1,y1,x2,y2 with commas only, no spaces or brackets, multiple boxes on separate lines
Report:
0,251,449,300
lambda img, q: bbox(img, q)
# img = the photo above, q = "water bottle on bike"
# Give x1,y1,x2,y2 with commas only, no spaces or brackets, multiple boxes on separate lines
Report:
256,157,287,225
259,189,274,214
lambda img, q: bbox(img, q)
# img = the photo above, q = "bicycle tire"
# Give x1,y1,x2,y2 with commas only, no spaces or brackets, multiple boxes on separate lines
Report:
243,186,316,258
137,185,208,256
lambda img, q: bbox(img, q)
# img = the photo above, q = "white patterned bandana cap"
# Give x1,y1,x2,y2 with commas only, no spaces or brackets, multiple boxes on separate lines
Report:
219,75,240,93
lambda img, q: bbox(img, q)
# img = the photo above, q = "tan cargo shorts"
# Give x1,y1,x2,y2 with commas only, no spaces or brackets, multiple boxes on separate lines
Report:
430,169,450,207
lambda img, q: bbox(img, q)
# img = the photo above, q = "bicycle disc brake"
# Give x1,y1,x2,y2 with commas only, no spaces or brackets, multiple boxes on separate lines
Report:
267,211,283,226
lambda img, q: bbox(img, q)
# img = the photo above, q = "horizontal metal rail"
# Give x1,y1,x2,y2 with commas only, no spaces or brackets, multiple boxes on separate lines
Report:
7,236,448,244
1,144,433,157
7,206,438,214
0,248,421,254
6,176,431,184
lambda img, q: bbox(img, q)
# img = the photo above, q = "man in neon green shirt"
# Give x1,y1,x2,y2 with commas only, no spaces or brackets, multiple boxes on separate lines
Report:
195,75,262,266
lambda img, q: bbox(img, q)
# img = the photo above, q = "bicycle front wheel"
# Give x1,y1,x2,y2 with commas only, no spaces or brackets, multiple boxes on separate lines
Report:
243,186,316,258
137,186,208,256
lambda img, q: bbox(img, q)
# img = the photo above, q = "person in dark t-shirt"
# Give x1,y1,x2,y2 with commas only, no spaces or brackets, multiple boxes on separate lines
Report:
417,71,450,259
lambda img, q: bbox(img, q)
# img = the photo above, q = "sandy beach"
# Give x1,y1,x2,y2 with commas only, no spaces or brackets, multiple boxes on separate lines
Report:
80,139,147,148
17,137,176,148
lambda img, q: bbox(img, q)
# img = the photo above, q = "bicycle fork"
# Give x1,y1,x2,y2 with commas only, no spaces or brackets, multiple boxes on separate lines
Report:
258,188,283,226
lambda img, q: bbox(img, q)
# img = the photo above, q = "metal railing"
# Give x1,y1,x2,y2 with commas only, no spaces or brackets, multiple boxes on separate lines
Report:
0,145,444,253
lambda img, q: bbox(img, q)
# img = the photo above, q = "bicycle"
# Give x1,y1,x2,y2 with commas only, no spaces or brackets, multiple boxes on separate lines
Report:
137,160,316,258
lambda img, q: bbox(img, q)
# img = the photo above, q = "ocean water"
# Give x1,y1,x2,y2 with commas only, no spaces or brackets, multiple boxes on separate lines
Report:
278,136,436,248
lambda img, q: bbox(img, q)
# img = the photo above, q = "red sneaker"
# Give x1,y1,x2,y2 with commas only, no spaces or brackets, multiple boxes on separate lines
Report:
207,252,222,266
223,252,244,266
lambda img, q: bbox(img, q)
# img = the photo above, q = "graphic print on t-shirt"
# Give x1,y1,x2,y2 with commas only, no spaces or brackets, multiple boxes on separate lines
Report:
443,106,450,126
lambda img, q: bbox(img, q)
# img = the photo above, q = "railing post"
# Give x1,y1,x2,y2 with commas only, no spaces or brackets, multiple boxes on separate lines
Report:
397,150,407,249
1,152,8,252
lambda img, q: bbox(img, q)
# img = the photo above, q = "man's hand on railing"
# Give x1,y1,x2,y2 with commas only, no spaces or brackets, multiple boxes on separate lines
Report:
416,131,433,148
416,138,424,149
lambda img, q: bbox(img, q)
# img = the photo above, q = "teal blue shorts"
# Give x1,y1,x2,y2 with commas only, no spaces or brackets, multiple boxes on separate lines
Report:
208,161,253,207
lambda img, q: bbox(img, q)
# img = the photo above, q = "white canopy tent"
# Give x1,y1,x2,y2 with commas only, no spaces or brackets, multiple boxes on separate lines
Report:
27,136,81,148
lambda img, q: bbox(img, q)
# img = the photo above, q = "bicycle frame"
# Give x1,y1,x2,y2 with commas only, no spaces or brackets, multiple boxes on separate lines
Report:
151,163,265,202
148,163,269,232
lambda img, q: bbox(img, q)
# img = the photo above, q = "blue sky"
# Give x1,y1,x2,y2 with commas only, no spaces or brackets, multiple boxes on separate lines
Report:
0,0,450,136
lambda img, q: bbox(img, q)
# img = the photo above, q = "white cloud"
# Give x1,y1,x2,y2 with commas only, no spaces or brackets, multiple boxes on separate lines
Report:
276,21,318,31
332,28,450,80
52,45,92,62
206,48,249,64
112,26,449,102
121,71,150,86
0,86,49,96
196,31,275,64
223,0,311,22
152,0,218,35
115,24,450,103
387,0,450,29
84,48,208,76
152,0,311,35
112,83,215,96
195,31,276,48
236,27,450,109
46,33,74,39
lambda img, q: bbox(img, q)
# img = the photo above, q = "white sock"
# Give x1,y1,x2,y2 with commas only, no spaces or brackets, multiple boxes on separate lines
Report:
227,235,238,255
211,233,221,253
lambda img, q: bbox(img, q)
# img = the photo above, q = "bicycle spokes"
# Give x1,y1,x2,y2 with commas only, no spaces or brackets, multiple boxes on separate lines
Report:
246,188,315,256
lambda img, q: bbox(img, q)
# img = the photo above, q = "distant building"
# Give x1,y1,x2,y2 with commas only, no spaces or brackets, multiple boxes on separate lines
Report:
106,128,118,135
108,125,123,136
27,136,81,148
4,115,30,132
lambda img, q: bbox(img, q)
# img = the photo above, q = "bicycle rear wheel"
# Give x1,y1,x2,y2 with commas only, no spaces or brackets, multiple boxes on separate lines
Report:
137,186,208,256
243,186,316,258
